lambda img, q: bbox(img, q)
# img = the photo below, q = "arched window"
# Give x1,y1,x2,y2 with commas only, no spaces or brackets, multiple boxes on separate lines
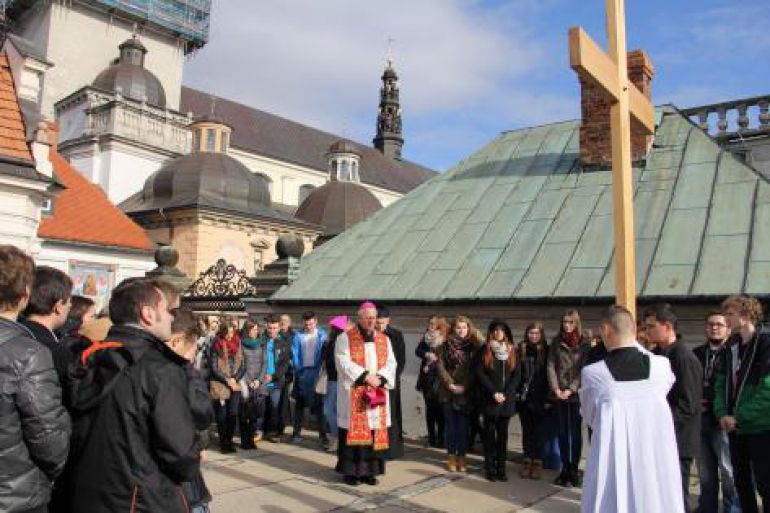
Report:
299,184,315,204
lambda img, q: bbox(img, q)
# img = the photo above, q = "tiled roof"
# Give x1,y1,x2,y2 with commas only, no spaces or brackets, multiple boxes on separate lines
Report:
0,52,34,162
274,106,770,302
39,151,155,251
180,87,435,194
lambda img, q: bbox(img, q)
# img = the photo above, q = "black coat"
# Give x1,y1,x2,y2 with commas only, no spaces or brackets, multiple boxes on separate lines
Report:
0,317,71,513
693,341,727,428
517,342,551,414
657,338,703,459
385,326,406,457
20,318,73,387
475,345,522,417
182,365,213,508
66,325,200,513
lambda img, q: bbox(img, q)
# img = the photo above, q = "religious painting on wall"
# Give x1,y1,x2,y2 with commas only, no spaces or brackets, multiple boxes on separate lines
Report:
70,261,115,311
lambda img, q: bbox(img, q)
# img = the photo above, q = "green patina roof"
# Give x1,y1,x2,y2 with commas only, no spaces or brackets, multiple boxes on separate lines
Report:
274,106,770,302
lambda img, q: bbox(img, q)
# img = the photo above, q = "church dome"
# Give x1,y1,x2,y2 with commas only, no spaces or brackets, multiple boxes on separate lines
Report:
294,181,381,238
135,152,271,214
92,36,167,108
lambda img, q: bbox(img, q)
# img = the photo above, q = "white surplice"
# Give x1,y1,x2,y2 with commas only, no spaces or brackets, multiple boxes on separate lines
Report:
335,330,397,430
580,351,684,513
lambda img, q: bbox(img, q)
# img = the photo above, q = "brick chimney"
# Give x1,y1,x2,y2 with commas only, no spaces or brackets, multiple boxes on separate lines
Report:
579,49,654,167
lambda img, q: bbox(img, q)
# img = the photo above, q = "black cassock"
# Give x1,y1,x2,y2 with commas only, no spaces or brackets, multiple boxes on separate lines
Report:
385,326,406,459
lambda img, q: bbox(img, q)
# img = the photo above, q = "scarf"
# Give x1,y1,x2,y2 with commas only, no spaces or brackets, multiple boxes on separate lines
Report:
424,329,444,349
213,333,241,357
242,336,261,350
445,333,471,370
560,329,580,348
489,340,512,361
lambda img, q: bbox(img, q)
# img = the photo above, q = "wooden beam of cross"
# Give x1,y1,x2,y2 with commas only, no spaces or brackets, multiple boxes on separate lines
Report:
568,0,655,320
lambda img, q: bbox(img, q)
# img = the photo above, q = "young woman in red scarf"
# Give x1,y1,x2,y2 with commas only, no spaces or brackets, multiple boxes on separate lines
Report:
209,320,246,453
547,309,590,487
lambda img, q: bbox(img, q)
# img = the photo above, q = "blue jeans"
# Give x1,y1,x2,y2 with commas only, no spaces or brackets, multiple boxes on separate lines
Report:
266,387,283,434
543,407,561,469
556,400,582,470
324,381,338,437
698,420,741,513
443,403,470,456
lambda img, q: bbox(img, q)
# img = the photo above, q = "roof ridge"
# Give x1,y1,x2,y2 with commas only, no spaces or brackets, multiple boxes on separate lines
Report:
180,86,434,174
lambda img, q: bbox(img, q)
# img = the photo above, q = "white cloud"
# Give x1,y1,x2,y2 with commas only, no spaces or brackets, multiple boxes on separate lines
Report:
183,0,557,166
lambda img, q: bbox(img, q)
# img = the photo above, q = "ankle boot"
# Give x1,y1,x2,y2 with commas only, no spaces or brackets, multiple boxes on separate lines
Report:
518,458,532,479
447,454,457,472
457,455,468,472
530,459,543,480
485,460,497,481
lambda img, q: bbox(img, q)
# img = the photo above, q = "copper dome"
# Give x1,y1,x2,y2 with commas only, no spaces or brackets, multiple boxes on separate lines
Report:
92,37,167,108
294,181,381,238
123,152,271,216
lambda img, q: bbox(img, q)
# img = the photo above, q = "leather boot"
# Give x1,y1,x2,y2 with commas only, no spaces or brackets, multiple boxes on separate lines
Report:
530,459,543,480
457,455,468,472
518,458,532,479
447,454,457,472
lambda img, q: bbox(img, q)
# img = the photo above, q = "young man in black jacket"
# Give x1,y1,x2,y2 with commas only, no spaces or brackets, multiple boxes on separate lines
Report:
645,303,703,512
693,311,739,513
21,266,74,386
67,278,199,513
0,245,71,513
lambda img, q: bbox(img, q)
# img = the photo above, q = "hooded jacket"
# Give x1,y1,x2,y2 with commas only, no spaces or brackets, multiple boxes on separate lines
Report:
66,324,199,513
0,317,71,513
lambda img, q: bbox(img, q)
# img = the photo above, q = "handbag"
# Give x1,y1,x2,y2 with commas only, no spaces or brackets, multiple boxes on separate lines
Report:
363,387,387,408
314,366,328,395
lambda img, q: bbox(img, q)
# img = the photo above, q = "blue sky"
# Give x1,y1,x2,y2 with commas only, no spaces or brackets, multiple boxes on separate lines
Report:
184,0,770,172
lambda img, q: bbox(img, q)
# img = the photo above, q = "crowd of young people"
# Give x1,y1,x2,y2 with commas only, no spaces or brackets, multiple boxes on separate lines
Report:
2,239,769,512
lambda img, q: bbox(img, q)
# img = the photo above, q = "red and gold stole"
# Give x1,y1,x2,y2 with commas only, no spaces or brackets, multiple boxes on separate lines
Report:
346,327,389,450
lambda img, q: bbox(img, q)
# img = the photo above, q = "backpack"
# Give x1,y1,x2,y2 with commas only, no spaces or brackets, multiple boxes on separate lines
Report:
64,340,142,463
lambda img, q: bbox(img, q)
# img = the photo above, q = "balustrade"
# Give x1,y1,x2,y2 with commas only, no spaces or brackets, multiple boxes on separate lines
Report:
682,94,770,139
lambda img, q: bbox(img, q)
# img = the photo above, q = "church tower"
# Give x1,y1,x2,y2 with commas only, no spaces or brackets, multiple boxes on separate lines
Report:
373,59,404,160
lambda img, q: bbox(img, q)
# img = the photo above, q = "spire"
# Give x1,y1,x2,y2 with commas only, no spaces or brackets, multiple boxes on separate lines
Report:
373,55,403,160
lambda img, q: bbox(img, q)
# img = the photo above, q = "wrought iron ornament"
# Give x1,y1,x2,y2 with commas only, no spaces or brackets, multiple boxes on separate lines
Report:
187,259,256,297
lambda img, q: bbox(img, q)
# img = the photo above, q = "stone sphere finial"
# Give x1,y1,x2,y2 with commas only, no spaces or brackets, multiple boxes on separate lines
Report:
276,234,304,260
154,245,179,267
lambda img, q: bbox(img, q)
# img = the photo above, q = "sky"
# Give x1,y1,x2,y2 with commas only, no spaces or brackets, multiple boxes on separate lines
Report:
183,0,770,172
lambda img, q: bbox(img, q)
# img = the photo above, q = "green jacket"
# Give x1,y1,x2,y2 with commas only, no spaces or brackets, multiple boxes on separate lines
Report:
713,333,770,435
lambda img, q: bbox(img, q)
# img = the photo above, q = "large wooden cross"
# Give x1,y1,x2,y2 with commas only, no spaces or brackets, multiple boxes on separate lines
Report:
568,0,655,319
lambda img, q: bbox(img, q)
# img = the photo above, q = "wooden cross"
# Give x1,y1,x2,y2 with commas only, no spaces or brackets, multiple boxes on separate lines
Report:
568,0,655,320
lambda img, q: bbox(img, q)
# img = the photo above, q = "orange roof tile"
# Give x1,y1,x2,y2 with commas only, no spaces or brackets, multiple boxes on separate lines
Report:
0,53,33,162
39,151,156,252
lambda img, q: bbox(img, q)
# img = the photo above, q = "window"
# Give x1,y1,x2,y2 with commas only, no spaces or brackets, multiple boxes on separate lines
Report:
192,129,201,152
41,198,52,214
299,184,315,204
206,128,216,152
220,131,229,152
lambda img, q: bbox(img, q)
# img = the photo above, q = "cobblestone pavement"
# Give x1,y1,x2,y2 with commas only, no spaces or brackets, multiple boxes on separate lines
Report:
202,435,583,513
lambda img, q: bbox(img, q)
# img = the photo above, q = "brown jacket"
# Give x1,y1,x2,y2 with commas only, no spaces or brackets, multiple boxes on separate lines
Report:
436,341,476,411
546,335,590,402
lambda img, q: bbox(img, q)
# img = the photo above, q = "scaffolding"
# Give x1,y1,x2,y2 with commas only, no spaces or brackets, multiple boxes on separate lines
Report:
2,0,211,50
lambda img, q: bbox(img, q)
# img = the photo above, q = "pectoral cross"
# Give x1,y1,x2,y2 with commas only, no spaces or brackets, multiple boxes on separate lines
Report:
568,0,655,320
